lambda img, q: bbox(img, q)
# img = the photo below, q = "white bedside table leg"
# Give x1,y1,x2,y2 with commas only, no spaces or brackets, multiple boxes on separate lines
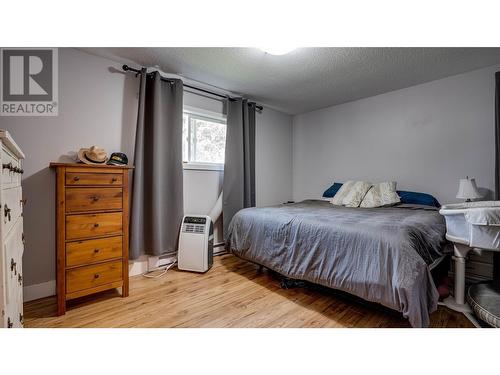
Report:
454,255,467,305
444,243,472,313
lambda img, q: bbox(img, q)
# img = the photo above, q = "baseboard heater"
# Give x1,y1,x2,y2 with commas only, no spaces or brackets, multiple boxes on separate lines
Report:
148,253,177,271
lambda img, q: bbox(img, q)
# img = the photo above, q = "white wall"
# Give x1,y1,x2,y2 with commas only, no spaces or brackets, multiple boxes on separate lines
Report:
0,48,293,295
293,64,500,204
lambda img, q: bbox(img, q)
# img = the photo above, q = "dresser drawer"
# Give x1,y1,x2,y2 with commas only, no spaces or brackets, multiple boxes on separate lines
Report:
451,257,495,282
66,260,123,294
465,260,494,280
66,212,123,240
4,217,24,292
4,218,24,328
1,146,22,189
66,187,123,213
2,186,23,236
66,172,123,186
468,249,494,264
66,236,122,267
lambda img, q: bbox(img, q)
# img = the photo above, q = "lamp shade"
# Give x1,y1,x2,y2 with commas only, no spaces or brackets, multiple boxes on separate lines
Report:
456,178,482,200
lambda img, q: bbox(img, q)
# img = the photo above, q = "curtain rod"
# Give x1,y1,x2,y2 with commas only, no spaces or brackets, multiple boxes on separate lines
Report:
122,65,263,111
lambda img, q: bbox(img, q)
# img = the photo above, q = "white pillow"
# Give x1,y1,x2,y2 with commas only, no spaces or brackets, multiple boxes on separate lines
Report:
330,180,355,205
360,181,401,208
342,181,372,207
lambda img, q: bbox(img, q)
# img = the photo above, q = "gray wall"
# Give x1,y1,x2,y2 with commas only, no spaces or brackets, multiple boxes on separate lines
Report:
256,107,293,207
293,64,500,204
0,48,293,288
0,48,138,288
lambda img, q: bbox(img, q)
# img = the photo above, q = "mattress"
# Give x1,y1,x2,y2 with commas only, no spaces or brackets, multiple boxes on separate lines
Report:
226,200,447,327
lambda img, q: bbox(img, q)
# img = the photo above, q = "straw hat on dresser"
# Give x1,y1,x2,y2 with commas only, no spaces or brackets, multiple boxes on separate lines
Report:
77,146,109,165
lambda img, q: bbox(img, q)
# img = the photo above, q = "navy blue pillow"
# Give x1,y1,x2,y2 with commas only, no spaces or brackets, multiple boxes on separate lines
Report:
322,182,343,198
396,190,441,208
322,182,441,207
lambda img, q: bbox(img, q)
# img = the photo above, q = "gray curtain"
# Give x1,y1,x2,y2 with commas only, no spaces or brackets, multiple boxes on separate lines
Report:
222,99,256,237
130,71,184,259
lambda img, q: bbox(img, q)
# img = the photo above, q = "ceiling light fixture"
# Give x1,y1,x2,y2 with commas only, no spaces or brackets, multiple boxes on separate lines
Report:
258,47,297,56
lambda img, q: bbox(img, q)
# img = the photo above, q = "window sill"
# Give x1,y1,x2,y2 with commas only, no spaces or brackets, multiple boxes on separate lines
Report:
183,162,224,171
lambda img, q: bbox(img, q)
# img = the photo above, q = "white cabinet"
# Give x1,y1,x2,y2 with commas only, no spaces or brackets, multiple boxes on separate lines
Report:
0,130,25,328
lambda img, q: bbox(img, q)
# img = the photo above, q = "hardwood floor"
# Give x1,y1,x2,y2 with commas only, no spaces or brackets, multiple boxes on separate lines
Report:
24,254,473,328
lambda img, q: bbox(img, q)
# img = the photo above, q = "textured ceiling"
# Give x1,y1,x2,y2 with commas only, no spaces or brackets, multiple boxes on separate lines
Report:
82,47,500,114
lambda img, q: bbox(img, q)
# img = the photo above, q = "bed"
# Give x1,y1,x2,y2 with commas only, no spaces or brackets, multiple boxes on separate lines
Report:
225,200,448,327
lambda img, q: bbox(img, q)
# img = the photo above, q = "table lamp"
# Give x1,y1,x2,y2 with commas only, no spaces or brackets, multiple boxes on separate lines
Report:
456,176,482,202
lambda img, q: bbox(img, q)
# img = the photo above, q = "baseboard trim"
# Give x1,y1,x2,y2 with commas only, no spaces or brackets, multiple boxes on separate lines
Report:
129,258,148,276
23,280,56,302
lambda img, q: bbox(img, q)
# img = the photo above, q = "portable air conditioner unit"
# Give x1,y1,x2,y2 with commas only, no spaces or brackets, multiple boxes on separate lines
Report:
178,215,214,273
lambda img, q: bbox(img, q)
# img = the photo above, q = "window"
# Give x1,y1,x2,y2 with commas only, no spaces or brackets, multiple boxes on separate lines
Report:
183,110,226,170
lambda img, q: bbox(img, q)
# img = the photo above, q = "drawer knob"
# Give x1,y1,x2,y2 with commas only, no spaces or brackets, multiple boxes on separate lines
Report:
73,176,80,181
91,196,100,202
94,273,100,279
93,223,99,228
112,177,118,182
4,204,11,221
94,248,100,253
10,258,16,273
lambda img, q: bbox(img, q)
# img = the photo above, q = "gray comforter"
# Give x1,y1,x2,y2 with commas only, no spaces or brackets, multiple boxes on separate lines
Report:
226,200,447,327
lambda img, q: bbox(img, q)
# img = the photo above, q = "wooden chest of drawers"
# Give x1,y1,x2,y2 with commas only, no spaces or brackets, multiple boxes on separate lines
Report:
0,130,25,328
50,163,133,315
